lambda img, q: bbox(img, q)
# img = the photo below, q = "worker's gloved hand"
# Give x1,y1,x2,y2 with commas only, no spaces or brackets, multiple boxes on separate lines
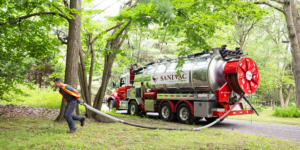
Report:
77,99,83,104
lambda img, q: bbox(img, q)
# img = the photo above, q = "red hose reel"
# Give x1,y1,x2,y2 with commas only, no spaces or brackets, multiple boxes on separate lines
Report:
223,57,259,94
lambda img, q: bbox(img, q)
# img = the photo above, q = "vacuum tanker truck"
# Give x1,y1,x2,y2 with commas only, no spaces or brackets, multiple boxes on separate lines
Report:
107,45,259,124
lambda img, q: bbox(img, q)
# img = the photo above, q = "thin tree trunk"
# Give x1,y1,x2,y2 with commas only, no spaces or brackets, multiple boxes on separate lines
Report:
78,47,92,117
278,63,286,108
93,22,131,122
92,53,116,122
39,73,42,88
294,87,297,105
43,72,46,89
35,71,37,85
279,86,285,108
271,98,273,108
56,0,82,122
284,84,293,107
78,33,93,118
88,43,95,98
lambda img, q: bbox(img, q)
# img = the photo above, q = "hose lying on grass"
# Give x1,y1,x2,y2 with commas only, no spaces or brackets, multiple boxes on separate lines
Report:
78,93,257,131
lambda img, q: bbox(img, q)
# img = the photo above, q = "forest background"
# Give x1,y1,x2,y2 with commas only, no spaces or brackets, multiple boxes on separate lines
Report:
1,0,300,120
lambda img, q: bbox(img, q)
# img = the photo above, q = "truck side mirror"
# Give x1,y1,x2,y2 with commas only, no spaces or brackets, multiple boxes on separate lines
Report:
113,81,116,88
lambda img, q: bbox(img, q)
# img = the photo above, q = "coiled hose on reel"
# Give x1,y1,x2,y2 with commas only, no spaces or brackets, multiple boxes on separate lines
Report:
78,93,258,131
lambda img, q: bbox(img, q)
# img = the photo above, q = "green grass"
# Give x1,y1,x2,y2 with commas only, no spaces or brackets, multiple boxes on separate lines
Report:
0,116,299,150
228,109,300,127
0,84,85,112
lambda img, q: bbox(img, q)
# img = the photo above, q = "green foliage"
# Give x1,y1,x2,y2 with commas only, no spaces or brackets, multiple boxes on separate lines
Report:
244,9,294,105
0,0,296,111
274,106,300,118
0,84,84,111
0,0,69,98
0,84,61,109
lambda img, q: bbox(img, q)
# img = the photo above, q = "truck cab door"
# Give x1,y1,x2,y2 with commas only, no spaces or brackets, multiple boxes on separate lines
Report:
119,77,126,99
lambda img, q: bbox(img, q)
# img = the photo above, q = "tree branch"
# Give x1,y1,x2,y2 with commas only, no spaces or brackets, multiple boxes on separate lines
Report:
28,6,37,15
91,0,139,44
116,20,132,40
52,4,64,14
245,20,257,36
63,0,69,8
262,25,278,44
130,0,139,8
91,23,124,44
254,1,284,13
0,12,69,27
271,0,285,4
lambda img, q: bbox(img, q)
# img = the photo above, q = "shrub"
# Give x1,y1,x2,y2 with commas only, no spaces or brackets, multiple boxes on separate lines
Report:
273,106,300,118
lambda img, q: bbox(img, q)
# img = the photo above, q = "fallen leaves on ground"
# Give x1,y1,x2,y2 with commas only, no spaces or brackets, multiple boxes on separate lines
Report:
0,104,59,119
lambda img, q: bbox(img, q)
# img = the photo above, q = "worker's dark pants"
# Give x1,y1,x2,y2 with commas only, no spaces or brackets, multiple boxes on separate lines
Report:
64,100,82,130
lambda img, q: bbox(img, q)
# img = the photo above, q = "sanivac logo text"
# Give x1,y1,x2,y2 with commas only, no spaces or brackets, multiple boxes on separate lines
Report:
151,71,190,85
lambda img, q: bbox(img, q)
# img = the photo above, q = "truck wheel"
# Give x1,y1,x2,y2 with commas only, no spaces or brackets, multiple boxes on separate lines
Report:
108,100,116,111
159,102,175,121
176,103,194,124
128,101,140,115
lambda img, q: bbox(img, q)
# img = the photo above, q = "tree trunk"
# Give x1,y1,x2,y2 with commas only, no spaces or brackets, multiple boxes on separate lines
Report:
278,63,287,108
88,42,95,101
39,73,42,88
78,33,94,118
92,54,117,122
294,87,298,105
284,84,293,107
92,21,131,122
271,98,273,109
43,72,46,89
284,0,300,108
55,0,82,122
278,86,285,108
78,47,92,117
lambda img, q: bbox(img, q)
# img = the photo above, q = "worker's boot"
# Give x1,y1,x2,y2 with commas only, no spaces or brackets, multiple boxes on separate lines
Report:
80,117,85,127
67,129,76,133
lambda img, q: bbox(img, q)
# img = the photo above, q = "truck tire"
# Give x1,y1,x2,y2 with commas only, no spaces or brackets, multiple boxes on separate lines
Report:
159,102,175,121
128,101,140,116
176,103,194,124
108,99,116,111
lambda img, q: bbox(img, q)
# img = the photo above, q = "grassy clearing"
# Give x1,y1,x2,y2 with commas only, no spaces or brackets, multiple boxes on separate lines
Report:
0,116,299,150
228,109,300,127
0,84,85,112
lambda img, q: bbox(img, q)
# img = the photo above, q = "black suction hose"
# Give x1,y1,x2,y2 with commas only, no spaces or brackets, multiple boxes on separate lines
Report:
78,93,248,131
243,96,260,116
